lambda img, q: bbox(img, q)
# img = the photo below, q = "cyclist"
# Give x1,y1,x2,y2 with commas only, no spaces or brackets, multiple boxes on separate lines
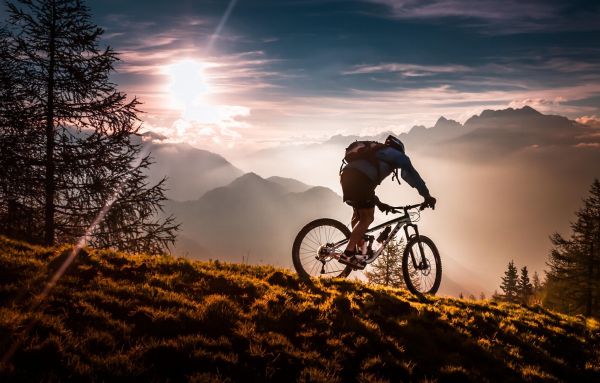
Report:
339,135,436,268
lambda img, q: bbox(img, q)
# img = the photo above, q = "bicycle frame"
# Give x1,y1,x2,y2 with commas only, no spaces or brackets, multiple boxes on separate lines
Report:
328,209,422,265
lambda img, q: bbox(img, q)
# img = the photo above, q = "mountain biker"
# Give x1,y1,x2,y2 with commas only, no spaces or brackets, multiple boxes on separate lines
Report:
339,135,436,268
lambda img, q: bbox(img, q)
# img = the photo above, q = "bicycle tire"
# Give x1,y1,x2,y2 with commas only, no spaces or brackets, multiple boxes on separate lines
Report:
292,218,353,280
402,235,442,295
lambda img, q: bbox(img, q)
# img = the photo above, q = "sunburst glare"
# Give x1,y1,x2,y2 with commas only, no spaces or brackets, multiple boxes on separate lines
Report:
164,59,209,110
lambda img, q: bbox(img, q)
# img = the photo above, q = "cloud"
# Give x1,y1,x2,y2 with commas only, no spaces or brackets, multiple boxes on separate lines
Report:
87,0,600,153
343,63,471,76
144,117,246,149
234,81,600,148
574,142,600,148
365,0,600,34
576,115,600,128
508,97,566,111
368,0,555,20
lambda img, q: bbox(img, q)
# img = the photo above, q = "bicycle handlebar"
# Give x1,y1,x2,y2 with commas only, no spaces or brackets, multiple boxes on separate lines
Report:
387,203,426,214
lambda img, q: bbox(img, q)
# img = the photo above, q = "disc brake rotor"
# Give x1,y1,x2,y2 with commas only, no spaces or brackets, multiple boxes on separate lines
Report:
420,258,431,276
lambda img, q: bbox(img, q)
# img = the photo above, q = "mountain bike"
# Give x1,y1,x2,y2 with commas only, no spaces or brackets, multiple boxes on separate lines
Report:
292,203,442,295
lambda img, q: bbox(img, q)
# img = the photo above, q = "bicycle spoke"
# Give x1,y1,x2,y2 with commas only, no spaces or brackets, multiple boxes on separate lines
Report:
305,233,321,247
403,238,440,295
294,221,350,279
300,253,318,262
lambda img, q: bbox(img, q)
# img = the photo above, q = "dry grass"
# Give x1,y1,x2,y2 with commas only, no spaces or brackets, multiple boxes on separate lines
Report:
0,236,598,382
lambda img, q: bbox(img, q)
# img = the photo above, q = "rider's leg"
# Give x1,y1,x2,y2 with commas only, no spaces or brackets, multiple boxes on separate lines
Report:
345,207,374,254
350,208,363,251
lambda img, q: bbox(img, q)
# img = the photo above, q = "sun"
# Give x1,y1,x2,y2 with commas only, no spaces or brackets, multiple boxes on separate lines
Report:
162,58,247,129
164,59,209,110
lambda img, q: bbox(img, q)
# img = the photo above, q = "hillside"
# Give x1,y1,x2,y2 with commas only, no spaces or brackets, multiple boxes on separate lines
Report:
0,237,598,382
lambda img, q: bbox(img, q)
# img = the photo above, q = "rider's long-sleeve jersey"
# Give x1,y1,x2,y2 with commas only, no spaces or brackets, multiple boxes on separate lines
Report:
344,147,430,197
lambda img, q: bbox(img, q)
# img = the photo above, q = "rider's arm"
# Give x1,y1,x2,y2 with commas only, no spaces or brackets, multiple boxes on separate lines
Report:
377,148,430,197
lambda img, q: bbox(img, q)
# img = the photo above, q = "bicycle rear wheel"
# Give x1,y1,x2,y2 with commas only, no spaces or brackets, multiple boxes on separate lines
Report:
402,235,442,295
292,218,352,279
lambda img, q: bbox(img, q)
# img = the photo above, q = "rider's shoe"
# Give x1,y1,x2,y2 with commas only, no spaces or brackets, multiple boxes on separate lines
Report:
338,250,366,270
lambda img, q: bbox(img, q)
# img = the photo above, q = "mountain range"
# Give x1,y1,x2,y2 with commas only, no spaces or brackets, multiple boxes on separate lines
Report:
145,106,600,297
144,142,243,201
163,172,346,268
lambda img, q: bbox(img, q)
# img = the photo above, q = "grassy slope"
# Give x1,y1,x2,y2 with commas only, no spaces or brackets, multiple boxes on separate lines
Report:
0,236,598,383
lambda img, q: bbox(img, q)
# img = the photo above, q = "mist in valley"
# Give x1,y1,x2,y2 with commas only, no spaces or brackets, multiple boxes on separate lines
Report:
150,107,600,297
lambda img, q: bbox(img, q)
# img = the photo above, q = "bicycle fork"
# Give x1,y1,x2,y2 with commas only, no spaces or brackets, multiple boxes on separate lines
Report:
404,223,427,270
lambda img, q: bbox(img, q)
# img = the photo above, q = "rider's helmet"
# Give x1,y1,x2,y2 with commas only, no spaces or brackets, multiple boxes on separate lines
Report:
385,135,405,154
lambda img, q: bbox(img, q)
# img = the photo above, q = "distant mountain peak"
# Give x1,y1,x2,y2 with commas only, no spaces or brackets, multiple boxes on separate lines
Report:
519,105,541,114
267,176,312,193
479,106,542,119
407,125,427,134
229,172,265,185
145,141,243,201
434,116,462,129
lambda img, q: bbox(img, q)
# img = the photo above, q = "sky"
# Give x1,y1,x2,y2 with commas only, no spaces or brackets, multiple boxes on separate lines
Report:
45,0,600,151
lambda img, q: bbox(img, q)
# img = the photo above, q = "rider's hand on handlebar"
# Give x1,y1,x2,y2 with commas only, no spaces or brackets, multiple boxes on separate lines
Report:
376,199,394,215
421,195,437,210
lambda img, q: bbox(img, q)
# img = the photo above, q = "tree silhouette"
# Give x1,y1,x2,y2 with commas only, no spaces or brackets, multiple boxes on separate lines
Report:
365,239,405,288
545,179,600,316
517,266,533,304
500,260,519,303
0,0,178,253
531,271,543,305
532,271,541,292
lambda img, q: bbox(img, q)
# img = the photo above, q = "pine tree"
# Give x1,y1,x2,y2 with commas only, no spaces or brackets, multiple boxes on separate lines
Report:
532,271,541,292
545,179,600,316
531,271,543,305
364,239,405,288
0,25,43,241
517,266,533,304
500,260,519,303
479,292,486,300
0,0,178,253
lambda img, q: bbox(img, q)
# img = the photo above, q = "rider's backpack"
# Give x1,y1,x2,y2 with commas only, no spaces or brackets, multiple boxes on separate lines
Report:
343,141,386,163
340,140,402,185
340,141,386,181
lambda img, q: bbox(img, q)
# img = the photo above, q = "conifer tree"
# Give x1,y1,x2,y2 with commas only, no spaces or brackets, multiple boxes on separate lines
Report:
0,25,43,240
531,271,544,305
500,260,519,303
545,179,600,316
0,0,178,253
364,239,405,288
517,266,533,304
532,271,541,292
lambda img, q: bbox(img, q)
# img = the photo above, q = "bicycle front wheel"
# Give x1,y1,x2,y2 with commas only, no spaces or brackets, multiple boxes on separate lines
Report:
402,235,442,295
292,218,352,280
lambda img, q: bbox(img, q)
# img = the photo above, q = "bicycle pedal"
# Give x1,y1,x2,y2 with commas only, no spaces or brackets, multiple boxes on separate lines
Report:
339,256,366,270
351,262,366,270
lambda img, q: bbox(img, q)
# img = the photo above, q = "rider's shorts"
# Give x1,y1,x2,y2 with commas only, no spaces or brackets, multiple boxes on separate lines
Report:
340,167,376,209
